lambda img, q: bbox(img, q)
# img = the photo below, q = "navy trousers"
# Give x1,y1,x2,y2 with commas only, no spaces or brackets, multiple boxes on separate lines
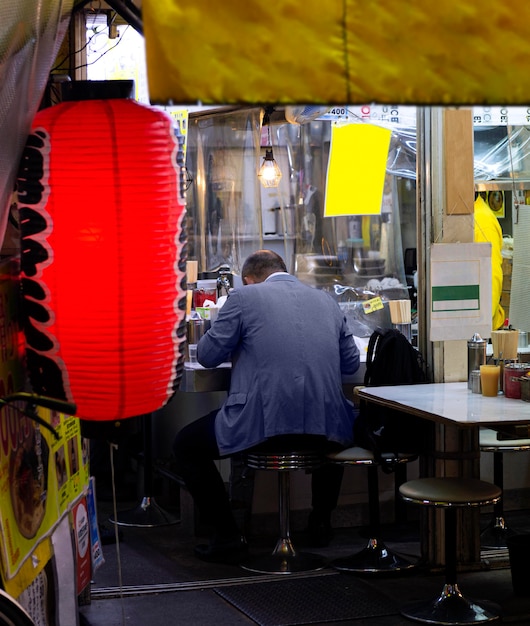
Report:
173,410,344,540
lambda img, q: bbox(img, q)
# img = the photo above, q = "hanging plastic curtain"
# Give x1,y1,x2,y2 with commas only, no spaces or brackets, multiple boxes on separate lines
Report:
0,0,73,258
16,98,187,420
186,108,262,276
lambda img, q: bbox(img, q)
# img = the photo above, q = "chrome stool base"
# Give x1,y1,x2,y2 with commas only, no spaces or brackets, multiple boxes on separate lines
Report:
327,447,418,574
480,517,517,550
332,537,416,573
401,583,500,624
110,413,180,528
242,444,326,574
110,497,179,528
399,478,502,625
241,547,326,574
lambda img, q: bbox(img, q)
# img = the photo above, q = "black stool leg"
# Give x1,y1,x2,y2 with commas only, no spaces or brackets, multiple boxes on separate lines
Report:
394,462,408,523
481,451,516,549
110,413,179,528
332,465,415,573
401,508,500,624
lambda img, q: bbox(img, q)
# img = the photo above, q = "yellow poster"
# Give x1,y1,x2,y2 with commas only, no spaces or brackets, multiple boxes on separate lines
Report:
167,108,189,158
0,407,88,580
53,414,90,515
324,123,391,217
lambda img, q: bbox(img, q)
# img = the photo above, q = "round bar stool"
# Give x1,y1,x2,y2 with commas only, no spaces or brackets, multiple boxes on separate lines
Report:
479,427,530,549
240,446,326,575
399,477,502,624
327,446,418,573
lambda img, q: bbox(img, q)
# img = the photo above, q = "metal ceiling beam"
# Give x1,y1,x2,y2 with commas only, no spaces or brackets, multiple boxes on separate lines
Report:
74,0,143,34
105,0,142,34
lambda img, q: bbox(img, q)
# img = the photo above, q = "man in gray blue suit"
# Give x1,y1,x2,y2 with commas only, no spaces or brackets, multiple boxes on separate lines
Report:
173,249,360,562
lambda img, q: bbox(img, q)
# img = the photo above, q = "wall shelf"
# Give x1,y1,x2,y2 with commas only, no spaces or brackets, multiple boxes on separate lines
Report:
475,180,530,191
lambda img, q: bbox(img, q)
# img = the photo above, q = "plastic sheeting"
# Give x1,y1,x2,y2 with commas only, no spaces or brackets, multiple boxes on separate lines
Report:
186,107,411,298
186,108,264,275
474,125,530,181
0,0,73,251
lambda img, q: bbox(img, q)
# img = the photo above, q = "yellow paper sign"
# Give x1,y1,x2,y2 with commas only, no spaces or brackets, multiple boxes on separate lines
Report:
363,297,385,314
324,123,391,217
0,408,89,580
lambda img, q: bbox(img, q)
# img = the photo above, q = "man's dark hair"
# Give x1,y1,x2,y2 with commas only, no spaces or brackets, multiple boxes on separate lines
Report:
241,249,287,283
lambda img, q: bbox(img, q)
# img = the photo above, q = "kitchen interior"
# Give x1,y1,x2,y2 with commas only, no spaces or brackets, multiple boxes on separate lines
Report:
147,106,530,530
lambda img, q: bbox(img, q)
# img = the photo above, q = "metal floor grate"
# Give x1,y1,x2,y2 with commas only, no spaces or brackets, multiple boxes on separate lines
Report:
214,572,398,626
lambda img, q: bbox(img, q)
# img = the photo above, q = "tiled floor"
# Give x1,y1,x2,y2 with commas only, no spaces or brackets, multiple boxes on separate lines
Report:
78,488,530,626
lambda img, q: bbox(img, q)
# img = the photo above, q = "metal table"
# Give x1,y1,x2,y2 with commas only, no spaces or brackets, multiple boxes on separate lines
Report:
358,382,530,567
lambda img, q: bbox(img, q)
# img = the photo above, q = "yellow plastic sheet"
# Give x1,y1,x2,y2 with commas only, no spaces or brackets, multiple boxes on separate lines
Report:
324,123,391,217
143,0,530,105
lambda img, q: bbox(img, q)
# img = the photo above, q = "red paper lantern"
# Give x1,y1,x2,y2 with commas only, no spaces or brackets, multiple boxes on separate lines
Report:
16,98,187,420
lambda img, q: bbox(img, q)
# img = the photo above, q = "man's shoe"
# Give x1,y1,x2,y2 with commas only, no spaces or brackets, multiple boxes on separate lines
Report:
194,536,248,564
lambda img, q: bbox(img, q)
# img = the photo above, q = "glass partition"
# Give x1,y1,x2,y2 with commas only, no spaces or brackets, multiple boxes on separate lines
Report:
186,108,263,276
185,107,418,337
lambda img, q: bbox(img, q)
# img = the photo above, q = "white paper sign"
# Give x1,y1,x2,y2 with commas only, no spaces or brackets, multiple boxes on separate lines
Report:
430,243,492,341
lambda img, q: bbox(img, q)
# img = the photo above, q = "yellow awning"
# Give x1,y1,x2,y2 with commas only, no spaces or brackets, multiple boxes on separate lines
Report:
143,0,530,105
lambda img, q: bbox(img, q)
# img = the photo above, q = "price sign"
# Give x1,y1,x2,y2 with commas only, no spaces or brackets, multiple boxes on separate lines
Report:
363,297,385,314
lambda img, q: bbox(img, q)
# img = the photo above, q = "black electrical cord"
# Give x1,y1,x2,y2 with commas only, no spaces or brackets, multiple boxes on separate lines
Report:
0,393,77,441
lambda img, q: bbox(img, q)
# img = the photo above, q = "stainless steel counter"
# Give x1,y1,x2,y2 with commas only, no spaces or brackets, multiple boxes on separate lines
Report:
179,363,232,393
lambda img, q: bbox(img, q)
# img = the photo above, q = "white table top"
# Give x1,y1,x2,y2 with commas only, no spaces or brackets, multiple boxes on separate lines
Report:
358,382,530,427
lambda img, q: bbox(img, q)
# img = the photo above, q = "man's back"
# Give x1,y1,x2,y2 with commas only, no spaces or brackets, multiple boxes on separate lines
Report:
198,273,360,455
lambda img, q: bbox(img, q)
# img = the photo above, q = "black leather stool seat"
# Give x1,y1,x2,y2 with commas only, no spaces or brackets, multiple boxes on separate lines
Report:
328,446,418,573
479,427,530,549
240,440,326,575
399,477,501,508
399,477,502,625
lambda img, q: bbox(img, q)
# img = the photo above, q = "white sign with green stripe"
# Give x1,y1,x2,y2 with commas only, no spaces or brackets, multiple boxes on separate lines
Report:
432,284,480,312
430,243,492,341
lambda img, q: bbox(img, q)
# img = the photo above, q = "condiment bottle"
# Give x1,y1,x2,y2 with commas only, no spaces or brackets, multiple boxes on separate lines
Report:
467,333,487,389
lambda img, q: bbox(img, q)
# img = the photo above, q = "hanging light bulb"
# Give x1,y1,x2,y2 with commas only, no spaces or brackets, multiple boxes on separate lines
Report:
258,148,282,188
258,110,282,188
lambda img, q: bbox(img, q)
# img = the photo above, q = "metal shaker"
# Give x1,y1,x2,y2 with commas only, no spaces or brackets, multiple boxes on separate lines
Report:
467,333,487,389
187,316,206,345
470,370,481,394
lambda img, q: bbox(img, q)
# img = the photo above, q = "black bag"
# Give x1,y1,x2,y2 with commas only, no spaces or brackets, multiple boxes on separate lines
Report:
353,327,429,471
